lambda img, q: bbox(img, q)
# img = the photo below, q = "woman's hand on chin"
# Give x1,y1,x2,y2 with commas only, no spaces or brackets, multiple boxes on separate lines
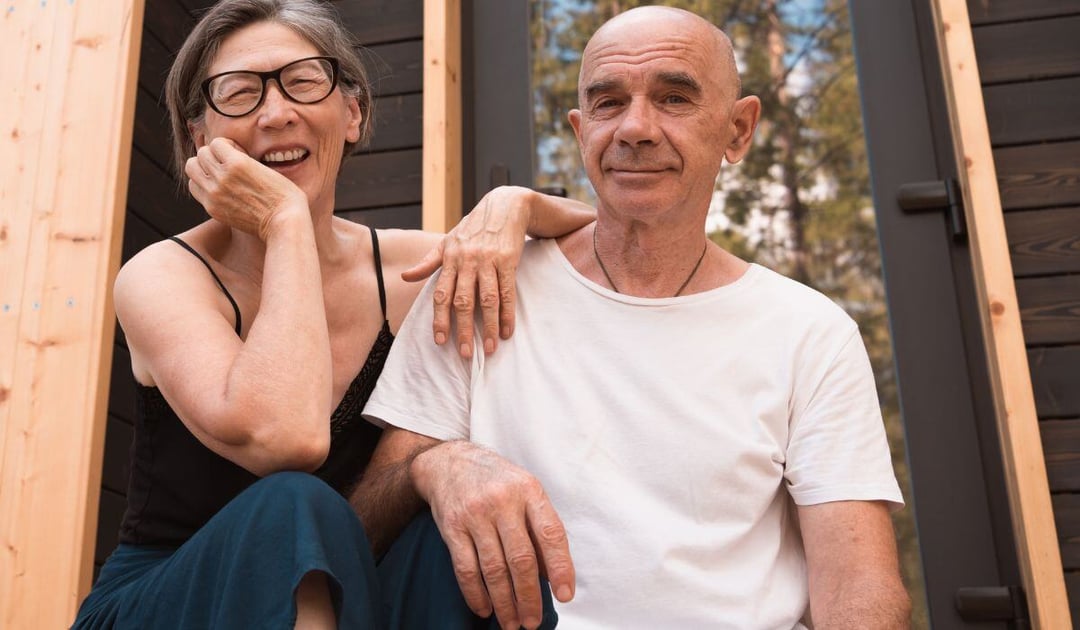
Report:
185,136,309,241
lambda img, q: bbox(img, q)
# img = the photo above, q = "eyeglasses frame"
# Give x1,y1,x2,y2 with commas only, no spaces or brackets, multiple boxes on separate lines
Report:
200,55,341,118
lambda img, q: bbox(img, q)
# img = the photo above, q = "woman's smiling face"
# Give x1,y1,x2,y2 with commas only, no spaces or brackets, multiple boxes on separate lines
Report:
190,21,362,213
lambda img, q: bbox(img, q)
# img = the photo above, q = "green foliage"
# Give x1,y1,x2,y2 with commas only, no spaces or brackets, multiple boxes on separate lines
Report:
530,1,928,626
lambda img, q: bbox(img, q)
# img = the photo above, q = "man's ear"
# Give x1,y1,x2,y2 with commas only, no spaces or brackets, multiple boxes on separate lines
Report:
344,95,363,144
567,109,584,145
723,95,761,165
188,121,206,150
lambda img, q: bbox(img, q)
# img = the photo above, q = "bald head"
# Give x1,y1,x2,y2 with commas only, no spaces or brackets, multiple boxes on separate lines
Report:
580,6,740,103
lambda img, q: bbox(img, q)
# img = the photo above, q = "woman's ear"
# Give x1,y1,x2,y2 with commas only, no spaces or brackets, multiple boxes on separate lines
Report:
344,96,362,144
188,121,207,150
723,95,761,165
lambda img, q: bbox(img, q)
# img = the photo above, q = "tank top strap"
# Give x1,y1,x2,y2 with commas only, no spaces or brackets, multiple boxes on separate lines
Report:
369,229,388,322
168,236,243,336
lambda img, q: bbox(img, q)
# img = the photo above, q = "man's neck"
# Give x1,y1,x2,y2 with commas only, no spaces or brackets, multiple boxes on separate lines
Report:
557,218,749,298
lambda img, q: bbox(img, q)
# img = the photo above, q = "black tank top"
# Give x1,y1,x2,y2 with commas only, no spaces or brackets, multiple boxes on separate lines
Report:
119,230,394,546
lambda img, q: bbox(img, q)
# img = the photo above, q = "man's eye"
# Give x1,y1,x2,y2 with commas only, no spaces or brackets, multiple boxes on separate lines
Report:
595,99,618,109
664,94,689,104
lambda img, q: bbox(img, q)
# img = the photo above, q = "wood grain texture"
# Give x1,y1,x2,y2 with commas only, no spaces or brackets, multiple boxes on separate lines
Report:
422,0,462,233
337,205,423,230
364,41,423,97
366,93,423,153
1016,275,1080,346
127,148,205,237
132,87,173,173
968,0,1080,25
1030,346,1080,418
1006,207,1080,277
973,15,1080,84
338,0,423,46
0,0,145,623
984,77,1080,147
996,141,1080,211
1054,492,1080,571
335,149,423,210
1044,421,1080,493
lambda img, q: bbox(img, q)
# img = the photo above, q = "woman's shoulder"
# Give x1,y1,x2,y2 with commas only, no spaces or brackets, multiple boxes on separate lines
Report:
114,223,225,310
368,227,439,269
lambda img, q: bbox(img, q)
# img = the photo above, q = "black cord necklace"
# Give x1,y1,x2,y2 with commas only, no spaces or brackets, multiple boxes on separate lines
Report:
592,226,708,297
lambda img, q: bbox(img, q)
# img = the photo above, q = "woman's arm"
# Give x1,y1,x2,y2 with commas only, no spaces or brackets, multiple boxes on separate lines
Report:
118,138,334,476
395,186,596,357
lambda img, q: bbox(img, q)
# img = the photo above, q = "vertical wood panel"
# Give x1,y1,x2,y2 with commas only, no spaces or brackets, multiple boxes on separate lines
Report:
932,0,1070,626
0,0,144,626
422,0,461,233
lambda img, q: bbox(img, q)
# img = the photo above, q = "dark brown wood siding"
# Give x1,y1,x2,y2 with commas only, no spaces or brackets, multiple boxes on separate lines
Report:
971,0,1080,618
96,0,425,577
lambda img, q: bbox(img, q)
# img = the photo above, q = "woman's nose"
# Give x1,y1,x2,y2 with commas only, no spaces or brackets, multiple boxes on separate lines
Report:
255,81,297,127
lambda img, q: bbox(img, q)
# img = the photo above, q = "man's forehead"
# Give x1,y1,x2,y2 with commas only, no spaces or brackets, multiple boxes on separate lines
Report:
580,41,715,93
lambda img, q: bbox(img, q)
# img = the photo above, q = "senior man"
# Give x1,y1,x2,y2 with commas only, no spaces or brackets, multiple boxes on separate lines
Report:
354,6,910,629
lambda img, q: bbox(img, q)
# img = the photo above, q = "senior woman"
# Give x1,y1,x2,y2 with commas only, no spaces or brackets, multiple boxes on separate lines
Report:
72,0,590,628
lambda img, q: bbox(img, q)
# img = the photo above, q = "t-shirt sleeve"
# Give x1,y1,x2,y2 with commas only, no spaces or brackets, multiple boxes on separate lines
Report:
362,270,474,441
784,326,904,509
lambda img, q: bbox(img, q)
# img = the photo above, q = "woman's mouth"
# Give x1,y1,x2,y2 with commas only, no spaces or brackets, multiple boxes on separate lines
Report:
261,148,309,167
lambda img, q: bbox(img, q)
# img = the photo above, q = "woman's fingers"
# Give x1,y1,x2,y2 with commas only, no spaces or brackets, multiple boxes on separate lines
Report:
477,262,501,355
452,263,478,359
430,262,456,348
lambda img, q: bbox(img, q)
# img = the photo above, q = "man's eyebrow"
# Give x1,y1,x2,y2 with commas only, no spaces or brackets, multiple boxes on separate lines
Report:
584,78,623,103
656,71,702,94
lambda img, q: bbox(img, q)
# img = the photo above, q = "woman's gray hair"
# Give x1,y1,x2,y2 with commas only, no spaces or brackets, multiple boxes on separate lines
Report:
164,0,373,183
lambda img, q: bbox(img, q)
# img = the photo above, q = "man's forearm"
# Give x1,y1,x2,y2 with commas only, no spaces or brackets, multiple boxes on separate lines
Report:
349,439,436,557
809,571,911,629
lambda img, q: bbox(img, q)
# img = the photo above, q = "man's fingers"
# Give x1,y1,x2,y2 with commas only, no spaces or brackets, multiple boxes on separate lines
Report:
477,263,501,355
497,517,543,629
431,265,456,347
527,499,575,603
444,529,495,619
453,266,478,359
474,526,520,630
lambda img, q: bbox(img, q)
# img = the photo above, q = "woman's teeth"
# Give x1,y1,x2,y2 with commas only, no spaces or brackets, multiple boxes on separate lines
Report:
263,149,307,163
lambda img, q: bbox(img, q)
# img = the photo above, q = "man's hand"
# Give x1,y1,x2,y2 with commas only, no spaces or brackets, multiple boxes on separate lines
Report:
411,440,575,630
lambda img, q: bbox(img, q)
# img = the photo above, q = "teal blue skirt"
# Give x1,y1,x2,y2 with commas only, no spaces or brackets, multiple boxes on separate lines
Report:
73,472,557,629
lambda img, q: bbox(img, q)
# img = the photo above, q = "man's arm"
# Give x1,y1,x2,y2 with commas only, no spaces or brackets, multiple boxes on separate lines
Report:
350,426,440,556
798,500,911,629
351,427,575,630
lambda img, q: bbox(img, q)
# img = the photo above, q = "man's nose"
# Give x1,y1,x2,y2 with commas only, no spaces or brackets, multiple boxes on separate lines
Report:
613,98,660,146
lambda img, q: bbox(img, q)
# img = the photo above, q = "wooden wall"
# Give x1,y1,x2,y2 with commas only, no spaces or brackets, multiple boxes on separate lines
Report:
969,0,1080,618
95,0,425,576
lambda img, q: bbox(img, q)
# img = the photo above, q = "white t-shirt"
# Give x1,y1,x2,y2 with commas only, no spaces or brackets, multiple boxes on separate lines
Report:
365,238,903,629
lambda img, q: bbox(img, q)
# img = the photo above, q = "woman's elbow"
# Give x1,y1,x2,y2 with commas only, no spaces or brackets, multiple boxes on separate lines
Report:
243,416,331,475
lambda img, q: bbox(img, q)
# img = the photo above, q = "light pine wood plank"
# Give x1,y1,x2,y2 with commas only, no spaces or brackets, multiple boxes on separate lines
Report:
422,0,461,233
0,1,144,625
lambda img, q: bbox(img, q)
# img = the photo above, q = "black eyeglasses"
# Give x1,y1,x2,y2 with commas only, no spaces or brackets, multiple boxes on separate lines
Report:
201,56,340,118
